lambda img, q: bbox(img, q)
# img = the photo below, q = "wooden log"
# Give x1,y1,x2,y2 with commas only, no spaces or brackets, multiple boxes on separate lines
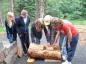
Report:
28,43,61,60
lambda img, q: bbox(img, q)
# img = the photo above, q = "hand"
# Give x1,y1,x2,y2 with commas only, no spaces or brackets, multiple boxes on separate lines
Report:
68,42,71,48
47,43,51,47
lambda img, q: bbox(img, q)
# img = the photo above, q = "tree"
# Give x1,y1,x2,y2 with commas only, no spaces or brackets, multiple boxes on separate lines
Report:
35,0,45,18
8,0,14,12
14,0,36,20
0,0,3,26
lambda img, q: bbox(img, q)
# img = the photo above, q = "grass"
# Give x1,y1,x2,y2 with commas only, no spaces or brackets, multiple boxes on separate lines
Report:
70,19,86,25
0,26,5,33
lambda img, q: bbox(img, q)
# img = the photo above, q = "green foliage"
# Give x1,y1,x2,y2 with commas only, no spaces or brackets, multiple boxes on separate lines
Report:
2,0,8,18
0,27,5,32
46,0,86,20
14,0,86,20
14,0,36,20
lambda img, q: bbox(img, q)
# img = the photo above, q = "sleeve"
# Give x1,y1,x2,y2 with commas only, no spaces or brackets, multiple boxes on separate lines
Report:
5,20,8,34
44,26,48,37
44,26,51,43
13,22,17,41
30,24,35,42
28,16,31,24
15,17,20,34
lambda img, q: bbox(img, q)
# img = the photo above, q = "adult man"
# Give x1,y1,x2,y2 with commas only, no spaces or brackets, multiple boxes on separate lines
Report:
43,15,57,45
16,10,30,55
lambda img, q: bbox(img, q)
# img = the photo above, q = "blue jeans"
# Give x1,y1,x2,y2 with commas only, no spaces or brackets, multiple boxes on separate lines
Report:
59,33,79,62
7,33,14,43
59,33,67,60
66,34,79,62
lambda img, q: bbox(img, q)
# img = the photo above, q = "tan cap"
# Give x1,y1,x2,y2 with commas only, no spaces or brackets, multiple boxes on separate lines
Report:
44,15,53,26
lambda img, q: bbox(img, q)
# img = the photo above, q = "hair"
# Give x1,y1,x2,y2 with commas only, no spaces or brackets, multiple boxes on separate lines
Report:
35,18,44,32
7,12,14,22
51,17,63,27
21,9,28,16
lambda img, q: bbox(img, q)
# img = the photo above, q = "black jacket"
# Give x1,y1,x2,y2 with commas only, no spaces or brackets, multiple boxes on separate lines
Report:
31,23,55,43
5,20,17,42
15,16,31,34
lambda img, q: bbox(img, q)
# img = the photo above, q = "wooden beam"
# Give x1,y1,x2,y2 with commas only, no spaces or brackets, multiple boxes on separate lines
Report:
27,58,35,64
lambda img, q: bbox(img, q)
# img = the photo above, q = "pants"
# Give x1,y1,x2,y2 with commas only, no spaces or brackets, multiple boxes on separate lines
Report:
59,33,67,60
66,34,79,62
19,32,30,54
59,33,79,62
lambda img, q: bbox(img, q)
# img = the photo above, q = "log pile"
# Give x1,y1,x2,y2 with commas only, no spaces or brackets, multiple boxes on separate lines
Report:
28,43,61,60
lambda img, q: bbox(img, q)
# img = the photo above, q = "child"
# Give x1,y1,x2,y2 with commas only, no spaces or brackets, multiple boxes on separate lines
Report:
5,12,17,43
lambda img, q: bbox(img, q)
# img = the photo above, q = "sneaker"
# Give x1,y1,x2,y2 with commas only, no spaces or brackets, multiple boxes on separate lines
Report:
62,60,69,64
23,53,27,56
68,62,72,64
62,55,67,61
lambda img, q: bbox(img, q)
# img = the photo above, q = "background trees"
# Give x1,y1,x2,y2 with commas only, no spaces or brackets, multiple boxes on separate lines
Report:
0,0,3,26
1,0,86,21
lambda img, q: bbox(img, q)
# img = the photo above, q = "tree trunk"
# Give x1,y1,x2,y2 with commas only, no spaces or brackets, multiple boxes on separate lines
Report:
35,0,45,19
8,0,14,12
0,0,3,26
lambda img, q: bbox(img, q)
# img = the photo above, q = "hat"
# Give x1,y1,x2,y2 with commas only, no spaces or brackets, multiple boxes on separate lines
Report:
44,15,52,26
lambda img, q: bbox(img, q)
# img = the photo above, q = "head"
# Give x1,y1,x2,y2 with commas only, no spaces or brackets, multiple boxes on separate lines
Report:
35,18,43,27
35,18,43,32
43,15,53,26
7,12,14,22
51,18,63,30
21,9,28,18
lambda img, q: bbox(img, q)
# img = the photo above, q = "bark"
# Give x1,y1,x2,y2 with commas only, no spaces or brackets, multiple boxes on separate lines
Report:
28,43,61,60
35,0,45,18
0,0,3,26
8,0,14,12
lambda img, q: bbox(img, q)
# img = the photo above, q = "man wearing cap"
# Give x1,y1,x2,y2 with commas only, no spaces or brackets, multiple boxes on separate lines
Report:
43,15,56,45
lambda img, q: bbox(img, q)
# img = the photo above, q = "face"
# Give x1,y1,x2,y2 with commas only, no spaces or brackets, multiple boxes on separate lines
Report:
21,12,27,18
36,22,42,27
8,15,14,22
51,22,61,30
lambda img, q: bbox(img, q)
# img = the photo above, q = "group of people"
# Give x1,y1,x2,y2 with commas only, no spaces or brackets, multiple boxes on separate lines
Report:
5,9,79,64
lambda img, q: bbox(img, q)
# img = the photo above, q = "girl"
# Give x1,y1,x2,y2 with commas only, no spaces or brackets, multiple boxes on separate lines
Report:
51,18,79,64
5,12,17,43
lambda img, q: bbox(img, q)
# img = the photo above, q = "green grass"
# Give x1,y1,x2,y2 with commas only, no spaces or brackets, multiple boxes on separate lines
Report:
0,27,5,33
70,19,86,25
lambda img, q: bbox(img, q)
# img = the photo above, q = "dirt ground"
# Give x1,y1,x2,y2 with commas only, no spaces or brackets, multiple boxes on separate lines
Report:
0,25,86,64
